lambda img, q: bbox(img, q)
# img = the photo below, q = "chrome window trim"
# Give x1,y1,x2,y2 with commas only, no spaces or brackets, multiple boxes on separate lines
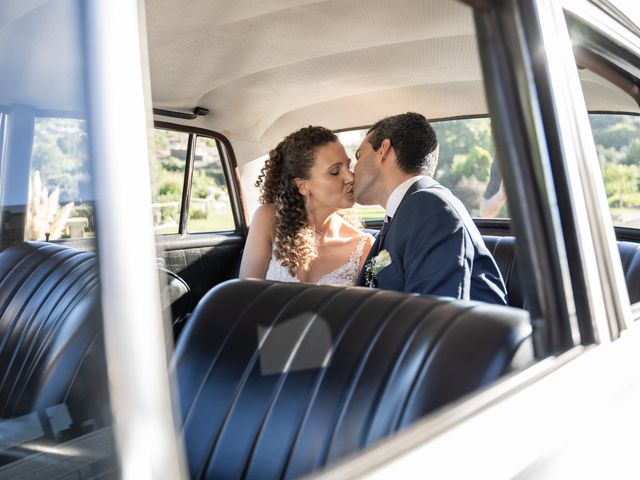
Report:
561,1,640,331
84,0,186,478
563,0,640,61
528,0,624,341
178,132,195,234
556,0,638,334
475,0,580,353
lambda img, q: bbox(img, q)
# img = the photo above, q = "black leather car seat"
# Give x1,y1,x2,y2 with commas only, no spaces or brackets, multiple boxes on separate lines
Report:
0,242,113,468
0,241,192,420
483,236,527,308
0,241,105,419
171,279,533,479
483,235,640,308
617,240,640,303
160,266,192,339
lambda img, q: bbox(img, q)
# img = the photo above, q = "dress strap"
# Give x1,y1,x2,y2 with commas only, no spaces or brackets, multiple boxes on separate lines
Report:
349,235,368,268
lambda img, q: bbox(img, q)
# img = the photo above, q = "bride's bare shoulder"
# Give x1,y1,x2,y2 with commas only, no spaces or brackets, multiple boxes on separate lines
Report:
249,204,278,244
252,203,277,225
337,215,374,243
254,203,276,216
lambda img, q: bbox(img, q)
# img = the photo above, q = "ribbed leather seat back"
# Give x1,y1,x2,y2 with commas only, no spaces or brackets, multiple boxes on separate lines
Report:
617,241,640,304
483,236,526,308
484,235,640,307
172,279,532,479
0,242,102,417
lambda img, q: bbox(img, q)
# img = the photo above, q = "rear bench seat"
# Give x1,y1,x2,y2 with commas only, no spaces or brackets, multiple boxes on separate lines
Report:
483,235,640,307
172,279,533,479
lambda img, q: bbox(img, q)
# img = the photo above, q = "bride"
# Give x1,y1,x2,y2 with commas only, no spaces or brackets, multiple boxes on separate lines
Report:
239,126,373,286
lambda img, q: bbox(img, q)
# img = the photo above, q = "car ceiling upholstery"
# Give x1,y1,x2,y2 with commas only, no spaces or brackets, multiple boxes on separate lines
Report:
145,0,639,167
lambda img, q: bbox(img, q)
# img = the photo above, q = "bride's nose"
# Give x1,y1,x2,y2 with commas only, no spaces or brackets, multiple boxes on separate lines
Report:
345,169,354,184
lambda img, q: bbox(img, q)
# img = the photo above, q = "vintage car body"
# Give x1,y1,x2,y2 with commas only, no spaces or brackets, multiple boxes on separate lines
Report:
0,0,639,478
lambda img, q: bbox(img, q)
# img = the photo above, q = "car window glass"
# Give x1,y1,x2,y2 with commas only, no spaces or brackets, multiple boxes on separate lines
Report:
343,112,640,227
337,118,508,222
590,113,640,228
151,129,188,234
565,23,640,312
26,117,94,241
433,118,507,219
0,0,118,474
187,136,235,233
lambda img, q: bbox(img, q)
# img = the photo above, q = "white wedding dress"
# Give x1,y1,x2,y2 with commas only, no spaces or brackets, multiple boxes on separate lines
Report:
265,236,368,286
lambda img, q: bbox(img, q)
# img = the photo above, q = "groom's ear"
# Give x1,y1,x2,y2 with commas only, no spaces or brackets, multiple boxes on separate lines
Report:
378,138,393,161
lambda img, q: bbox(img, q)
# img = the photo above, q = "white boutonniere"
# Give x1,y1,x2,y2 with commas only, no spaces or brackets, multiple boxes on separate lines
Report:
365,249,392,287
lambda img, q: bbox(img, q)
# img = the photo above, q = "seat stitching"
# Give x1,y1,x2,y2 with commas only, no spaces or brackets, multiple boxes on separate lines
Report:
280,288,388,479
395,302,476,428
358,298,442,446
317,294,413,467
0,248,78,403
13,275,99,412
194,283,311,480
179,282,283,431
241,287,344,479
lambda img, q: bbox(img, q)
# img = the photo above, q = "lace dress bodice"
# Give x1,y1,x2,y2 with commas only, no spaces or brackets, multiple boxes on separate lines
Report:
265,235,368,286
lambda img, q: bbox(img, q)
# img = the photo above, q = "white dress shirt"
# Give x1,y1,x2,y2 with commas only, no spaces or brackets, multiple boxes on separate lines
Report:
385,175,426,219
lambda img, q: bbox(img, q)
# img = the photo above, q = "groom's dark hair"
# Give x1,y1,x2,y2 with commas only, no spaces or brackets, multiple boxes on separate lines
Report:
367,112,439,176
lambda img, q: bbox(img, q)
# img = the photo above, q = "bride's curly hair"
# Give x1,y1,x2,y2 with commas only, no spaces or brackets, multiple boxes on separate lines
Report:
256,126,338,277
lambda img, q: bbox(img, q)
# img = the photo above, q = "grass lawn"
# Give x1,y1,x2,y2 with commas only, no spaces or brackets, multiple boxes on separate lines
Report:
153,207,384,235
188,213,236,232
355,206,386,222
154,212,236,235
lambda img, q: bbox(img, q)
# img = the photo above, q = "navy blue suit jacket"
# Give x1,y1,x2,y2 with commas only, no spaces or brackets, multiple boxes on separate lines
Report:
357,177,507,305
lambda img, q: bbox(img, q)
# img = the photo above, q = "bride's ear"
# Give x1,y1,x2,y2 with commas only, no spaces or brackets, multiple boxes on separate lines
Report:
294,178,309,196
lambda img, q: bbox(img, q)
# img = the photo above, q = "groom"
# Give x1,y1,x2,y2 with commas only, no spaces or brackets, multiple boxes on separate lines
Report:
354,112,507,305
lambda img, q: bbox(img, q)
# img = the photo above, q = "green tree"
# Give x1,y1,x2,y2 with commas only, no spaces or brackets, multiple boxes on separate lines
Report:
192,171,211,198
625,139,640,165
161,156,185,172
31,119,88,203
159,181,181,198
154,130,170,150
455,146,492,182
433,118,493,186
596,144,624,168
594,121,639,150
437,145,493,192
603,164,640,208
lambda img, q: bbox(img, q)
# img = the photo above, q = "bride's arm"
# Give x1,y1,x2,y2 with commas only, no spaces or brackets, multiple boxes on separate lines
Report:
239,204,276,279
